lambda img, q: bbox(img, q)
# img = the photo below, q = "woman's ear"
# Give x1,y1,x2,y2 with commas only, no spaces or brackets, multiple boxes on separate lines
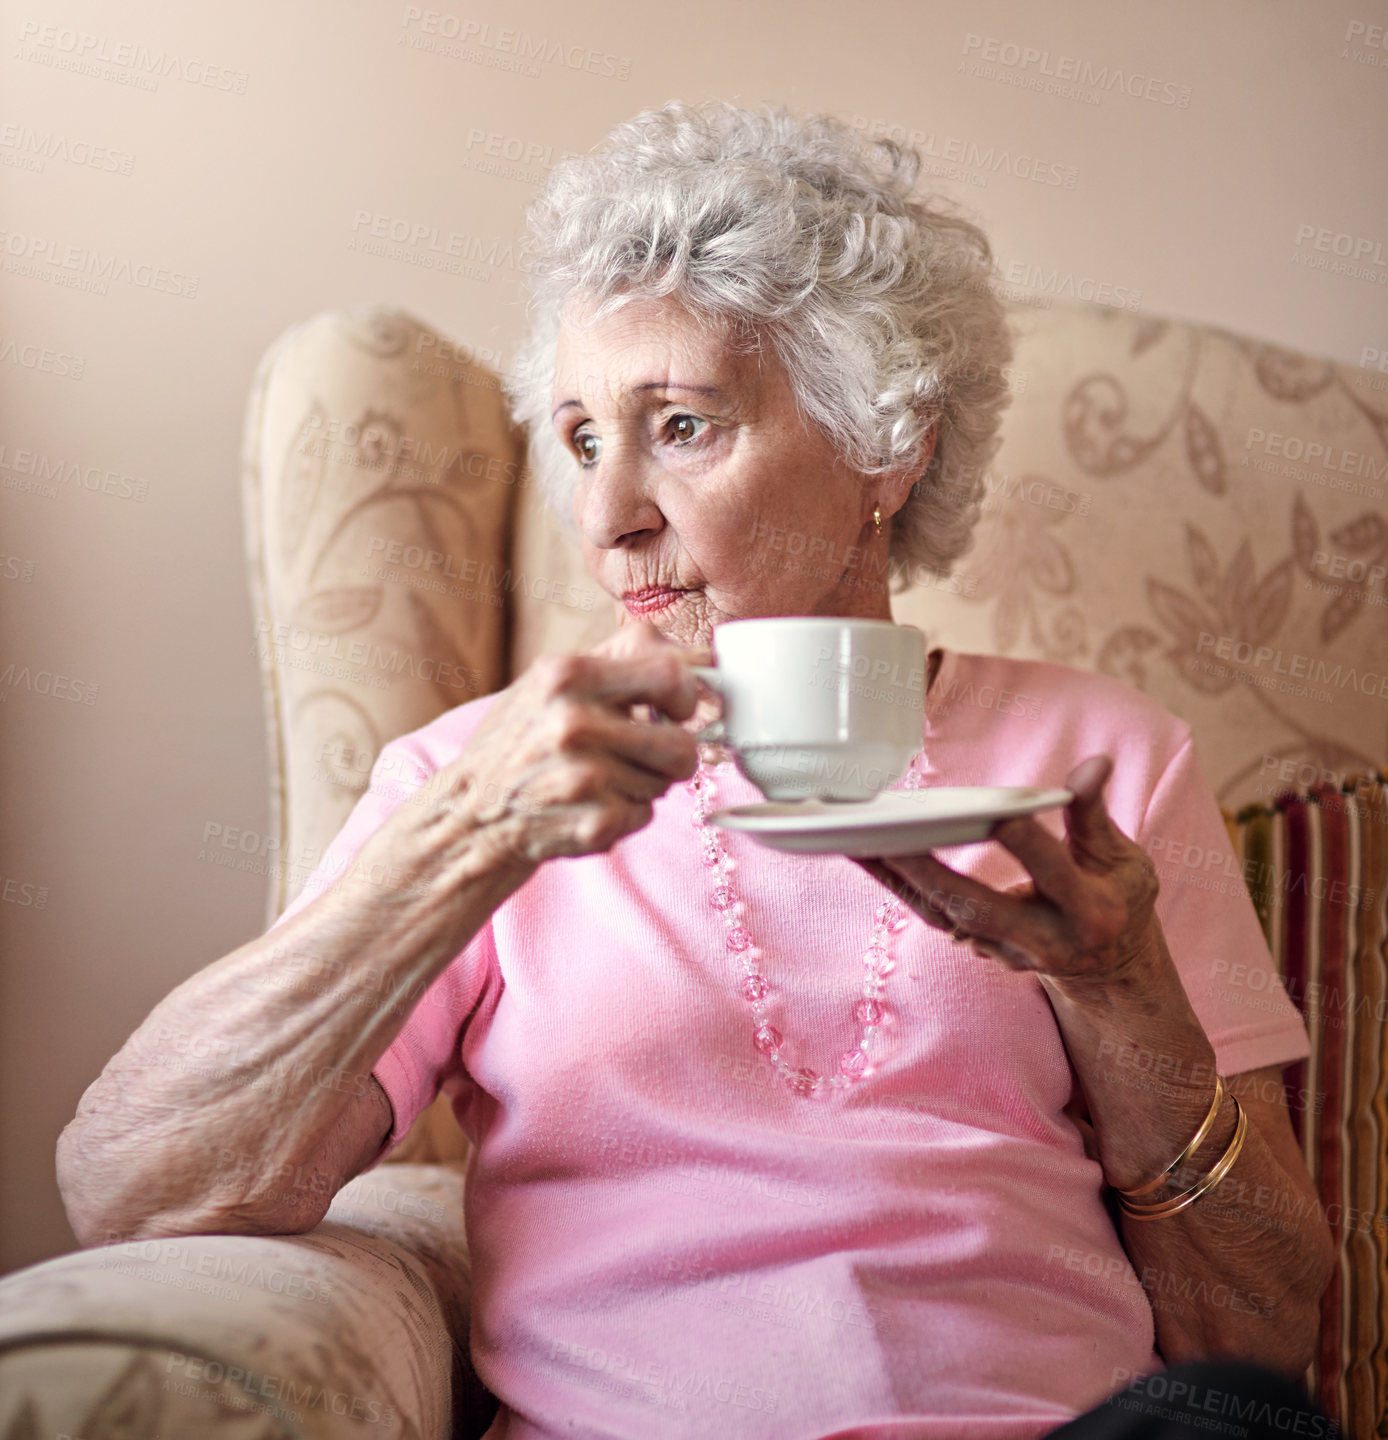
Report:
882,423,937,519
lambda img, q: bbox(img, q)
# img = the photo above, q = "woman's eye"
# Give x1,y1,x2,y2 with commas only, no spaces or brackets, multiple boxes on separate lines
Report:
573,430,601,467
667,414,707,445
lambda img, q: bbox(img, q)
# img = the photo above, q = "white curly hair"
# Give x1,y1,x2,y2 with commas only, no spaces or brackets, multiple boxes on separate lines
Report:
505,100,1012,588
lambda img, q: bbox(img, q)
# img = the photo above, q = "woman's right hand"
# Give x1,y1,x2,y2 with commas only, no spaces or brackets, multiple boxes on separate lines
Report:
56,631,709,1248
383,621,708,890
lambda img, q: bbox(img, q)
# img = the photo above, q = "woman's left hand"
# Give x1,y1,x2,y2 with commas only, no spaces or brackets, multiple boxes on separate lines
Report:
859,754,1335,1376
854,754,1161,987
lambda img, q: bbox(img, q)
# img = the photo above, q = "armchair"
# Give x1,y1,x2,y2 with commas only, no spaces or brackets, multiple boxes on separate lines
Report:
1,300,1383,1439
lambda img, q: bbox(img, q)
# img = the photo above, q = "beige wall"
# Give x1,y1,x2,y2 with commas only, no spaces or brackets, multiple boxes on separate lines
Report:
2,0,1386,1271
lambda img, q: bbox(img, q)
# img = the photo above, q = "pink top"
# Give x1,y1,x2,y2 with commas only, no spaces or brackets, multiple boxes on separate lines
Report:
276,649,1309,1439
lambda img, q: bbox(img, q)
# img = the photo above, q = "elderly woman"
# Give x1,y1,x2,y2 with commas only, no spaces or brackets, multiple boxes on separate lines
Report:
59,104,1332,1438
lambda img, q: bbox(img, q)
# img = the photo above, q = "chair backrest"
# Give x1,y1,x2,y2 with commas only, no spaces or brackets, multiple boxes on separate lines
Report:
242,302,1388,1401
245,299,1388,882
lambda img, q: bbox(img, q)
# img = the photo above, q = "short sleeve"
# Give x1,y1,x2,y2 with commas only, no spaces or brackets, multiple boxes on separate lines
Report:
1140,732,1310,1077
268,737,495,1163
370,922,498,1151
272,742,433,927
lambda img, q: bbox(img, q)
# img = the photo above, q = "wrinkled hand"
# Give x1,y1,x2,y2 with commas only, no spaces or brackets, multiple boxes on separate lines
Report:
853,756,1162,987
403,623,707,877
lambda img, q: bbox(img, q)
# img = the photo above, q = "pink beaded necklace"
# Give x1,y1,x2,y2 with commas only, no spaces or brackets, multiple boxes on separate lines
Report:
687,752,925,1098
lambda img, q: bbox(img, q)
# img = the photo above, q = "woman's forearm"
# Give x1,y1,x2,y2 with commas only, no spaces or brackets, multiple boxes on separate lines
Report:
1041,925,1334,1374
56,634,702,1246
56,790,527,1246
866,757,1334,1373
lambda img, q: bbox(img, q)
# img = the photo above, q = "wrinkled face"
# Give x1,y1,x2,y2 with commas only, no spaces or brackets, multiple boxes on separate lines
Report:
551,294,894,647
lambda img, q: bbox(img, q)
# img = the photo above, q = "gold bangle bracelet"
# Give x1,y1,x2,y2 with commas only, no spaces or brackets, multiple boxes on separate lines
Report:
1118,1097,1248,1222
1116,1074,1225,1201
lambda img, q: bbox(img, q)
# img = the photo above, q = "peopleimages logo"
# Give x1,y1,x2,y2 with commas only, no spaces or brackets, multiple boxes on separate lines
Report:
0,662,98,705
1243,427,1388,488
961,33,1192,107
0,228,198,297
0,443,150,500
0,122,135,175
1001,260,1141,311
251,621,479,691
1105,1372,1335,1437
1291,224,1388,285
347,209,526,280
399,8,631,79
0,336,84,380
15,21,250,93
846,116,1078,190
1295,224,1388,265
160,1354,395,1426
1195,632,1388,701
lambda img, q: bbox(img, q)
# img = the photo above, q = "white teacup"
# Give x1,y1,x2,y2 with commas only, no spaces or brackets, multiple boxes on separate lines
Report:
694,618,925,801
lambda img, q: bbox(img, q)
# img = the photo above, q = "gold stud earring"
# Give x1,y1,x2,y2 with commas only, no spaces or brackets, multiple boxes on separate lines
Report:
872,504,883,536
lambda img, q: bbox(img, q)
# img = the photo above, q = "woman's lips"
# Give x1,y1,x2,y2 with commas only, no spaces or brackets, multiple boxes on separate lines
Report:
623,586,689,617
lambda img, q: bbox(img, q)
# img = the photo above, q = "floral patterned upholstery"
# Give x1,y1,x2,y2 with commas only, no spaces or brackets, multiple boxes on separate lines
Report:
895,303,1388,810
241,305,521,929
0,1165,498,1439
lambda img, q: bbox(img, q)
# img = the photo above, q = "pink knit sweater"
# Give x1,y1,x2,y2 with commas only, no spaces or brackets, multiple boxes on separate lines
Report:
277,649,1308,1439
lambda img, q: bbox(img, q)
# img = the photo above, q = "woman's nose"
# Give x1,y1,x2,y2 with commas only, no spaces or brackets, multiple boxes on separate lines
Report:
576,446,664,550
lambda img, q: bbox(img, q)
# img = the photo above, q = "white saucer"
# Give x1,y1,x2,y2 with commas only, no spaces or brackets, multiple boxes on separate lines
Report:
708,786,1073,856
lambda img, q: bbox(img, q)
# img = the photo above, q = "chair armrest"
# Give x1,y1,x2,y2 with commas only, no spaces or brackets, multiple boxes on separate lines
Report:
0,1162,496,1440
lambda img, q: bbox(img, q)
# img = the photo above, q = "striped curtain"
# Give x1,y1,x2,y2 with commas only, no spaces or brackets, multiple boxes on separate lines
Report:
1227,772,1388,1435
